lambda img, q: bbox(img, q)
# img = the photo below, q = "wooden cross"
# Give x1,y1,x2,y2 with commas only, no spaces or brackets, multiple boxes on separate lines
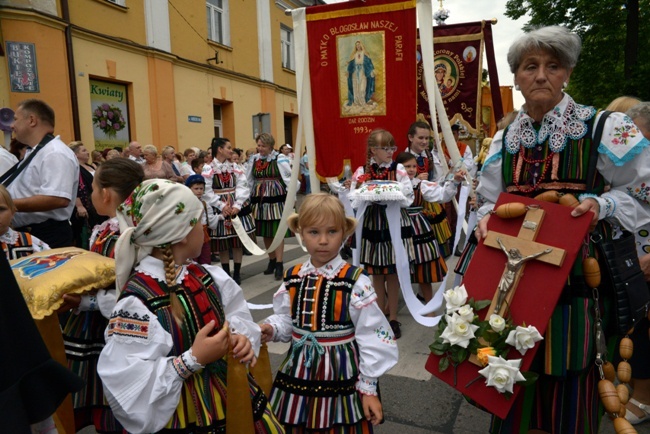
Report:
482,206,566,319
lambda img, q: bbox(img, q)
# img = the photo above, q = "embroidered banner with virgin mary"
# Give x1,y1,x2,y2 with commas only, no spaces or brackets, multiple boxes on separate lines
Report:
301,0,417,178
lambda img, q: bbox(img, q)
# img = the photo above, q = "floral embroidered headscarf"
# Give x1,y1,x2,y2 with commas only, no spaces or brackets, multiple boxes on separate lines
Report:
114,179,203,292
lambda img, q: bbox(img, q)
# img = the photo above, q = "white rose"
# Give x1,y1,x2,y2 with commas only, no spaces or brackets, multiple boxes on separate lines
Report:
478,355,526,394
457,304,475,323
440,312,479,348
489,314,506,333
506,325,544,355
443,284,468,313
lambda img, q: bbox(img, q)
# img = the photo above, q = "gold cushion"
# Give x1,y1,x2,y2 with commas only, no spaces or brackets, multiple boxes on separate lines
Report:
10,247,115,319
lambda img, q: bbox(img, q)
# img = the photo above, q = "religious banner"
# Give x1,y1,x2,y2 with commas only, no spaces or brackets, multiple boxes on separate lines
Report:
305,0,417,178
425,193,592,419
89,79,130,151
417,22,492,135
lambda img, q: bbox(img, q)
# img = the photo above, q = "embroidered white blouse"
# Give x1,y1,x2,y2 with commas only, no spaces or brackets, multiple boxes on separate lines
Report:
412,177,459,204
476,94,650,232
404,146,445,182
98,256,261,433
204,158,250,212
262,255,399,396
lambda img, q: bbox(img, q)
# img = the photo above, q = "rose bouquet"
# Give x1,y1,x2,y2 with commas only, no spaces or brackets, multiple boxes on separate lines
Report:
429,284,541,396
92,103,126,139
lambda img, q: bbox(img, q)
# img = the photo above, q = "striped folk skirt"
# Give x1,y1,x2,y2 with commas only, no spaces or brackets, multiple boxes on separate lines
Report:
251,178,292,238
422,201,453,257
269,329,372,433
61,311,124,433
406,207,447,283
210,190,256,251
359,204,414,275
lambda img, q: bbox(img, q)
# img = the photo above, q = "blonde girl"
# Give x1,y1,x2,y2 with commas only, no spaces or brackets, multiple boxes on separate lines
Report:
261,193,398,433
0,185,49,259
98,180,283,433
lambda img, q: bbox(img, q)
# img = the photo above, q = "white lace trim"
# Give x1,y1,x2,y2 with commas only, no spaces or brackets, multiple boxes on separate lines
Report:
134,256,189,284
504,94,596,154
89,217,120,246
0,228,19,245
298,256,347,279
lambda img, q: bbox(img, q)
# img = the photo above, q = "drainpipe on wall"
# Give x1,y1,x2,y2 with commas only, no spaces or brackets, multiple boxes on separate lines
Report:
61,0,81,140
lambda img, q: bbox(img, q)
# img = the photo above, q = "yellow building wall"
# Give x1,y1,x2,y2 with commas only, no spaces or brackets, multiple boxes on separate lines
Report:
168,0,260,79
271,4,298,91
68,0,146,46
0,12,73,142
72,34,153,151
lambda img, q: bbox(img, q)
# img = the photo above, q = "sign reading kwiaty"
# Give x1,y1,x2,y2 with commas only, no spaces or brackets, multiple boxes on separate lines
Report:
306,0,416,178
417,22,485,135
89,79,130,151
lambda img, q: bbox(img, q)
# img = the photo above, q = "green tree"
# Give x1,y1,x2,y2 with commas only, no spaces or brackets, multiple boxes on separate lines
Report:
505,0,650,108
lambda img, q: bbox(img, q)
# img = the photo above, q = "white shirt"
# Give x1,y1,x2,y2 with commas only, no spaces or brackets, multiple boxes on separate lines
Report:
128,155,145,164
204,159,250,211
7,135,79,227
98,256,261,433
0,146,18,177
262,255,399,395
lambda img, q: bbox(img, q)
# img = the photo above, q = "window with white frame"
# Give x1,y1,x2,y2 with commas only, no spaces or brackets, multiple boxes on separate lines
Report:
207,0,230,46
281,25,294,70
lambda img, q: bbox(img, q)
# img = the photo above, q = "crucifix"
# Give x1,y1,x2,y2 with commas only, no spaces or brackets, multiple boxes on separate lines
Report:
483,205,566,319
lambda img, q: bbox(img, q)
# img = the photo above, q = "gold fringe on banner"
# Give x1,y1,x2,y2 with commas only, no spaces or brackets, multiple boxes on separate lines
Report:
307,0,416,22
226,331,255,434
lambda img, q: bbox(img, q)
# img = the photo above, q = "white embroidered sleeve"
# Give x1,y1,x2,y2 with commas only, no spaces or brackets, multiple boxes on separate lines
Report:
261,284,293,343
234,166,250,208
420,179,458,203
204,264,261,356
349,274,399,395
476,131,506,221
98,296,193,433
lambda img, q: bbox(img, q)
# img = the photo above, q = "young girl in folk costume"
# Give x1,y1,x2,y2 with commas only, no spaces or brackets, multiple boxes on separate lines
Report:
351,129,414,339
60,158,144,433
185,174,220,265
207,137,256,284
404,121,455,258
247,132,293,280
395,152,465,302
98,180,283,433
260,193,398,433
0,185,49,259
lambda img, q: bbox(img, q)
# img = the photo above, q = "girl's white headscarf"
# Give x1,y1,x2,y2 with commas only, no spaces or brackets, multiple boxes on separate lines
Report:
114,179,204,292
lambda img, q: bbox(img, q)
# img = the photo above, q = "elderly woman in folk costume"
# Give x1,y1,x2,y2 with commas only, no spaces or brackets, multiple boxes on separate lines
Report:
205,137,256,284
475,26,650,433
246,133,294,281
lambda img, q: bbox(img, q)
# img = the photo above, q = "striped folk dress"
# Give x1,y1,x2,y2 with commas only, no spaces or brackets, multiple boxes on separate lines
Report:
249,153,292,238
60,218,124,433
269,261,397,433
116,264,284,433
210,160,256,251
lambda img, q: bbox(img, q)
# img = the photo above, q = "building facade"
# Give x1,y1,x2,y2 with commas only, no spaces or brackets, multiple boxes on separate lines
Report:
0,0,315,152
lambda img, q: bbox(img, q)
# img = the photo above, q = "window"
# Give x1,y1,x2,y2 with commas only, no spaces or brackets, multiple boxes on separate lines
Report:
207,0,230,46
213,104,223,139
281,25,294,70
106,0,126,5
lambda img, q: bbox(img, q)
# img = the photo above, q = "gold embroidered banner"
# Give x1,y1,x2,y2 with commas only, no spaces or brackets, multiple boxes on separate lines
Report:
417,22,486,135
306,0,417,178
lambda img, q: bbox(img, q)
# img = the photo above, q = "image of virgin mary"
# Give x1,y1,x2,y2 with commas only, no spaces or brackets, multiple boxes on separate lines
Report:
13,250,84,279
346,40,376,106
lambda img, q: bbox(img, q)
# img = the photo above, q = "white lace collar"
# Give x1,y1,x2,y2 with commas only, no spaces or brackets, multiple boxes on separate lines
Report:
89,217,120,246
0,228,18,245
504,93,596,154
135,256,189,284
369,157,393,168
298,255,347,279
406,147,427,158
255,150,278,162
212,158,236,173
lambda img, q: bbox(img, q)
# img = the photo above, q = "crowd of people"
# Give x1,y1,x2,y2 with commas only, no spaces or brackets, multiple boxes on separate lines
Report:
3,24,650,434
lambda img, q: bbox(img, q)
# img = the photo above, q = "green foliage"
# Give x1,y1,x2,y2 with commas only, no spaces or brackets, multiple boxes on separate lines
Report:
504,0,650,106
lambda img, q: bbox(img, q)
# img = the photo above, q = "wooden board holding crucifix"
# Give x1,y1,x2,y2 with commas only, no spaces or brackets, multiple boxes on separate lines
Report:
425,192,592,420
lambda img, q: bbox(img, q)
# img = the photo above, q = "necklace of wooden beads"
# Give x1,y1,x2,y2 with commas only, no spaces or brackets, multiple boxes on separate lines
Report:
512,147,555,194
368,164,390,180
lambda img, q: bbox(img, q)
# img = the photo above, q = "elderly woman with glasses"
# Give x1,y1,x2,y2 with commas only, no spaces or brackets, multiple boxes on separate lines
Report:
475,26,650,433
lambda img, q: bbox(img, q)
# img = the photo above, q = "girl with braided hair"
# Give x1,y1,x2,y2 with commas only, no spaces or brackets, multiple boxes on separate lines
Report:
98,180,283,433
